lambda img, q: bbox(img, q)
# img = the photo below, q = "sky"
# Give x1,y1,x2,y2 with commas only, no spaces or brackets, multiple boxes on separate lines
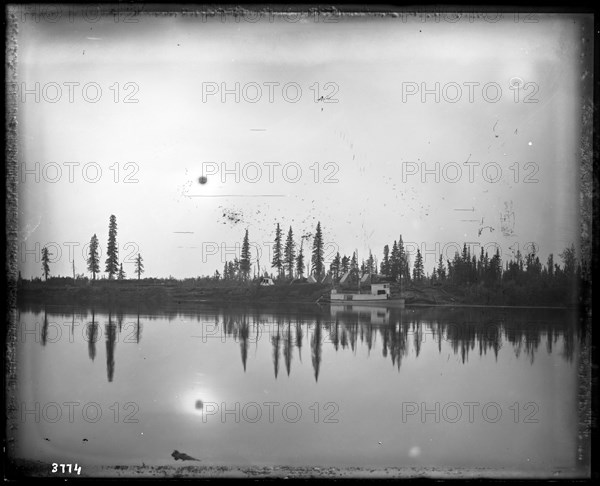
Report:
13,8,591,279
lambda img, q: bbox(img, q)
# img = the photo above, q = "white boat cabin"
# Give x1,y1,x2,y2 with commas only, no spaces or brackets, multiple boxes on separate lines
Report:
370,283,391,296
331,283,391,301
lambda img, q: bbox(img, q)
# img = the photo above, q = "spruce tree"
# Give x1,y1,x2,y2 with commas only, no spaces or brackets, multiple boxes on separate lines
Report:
412,248,424,281
87,234,100,280
341,255,350,274
284,227,295,278
272,223,283,278
240,229,251,280
390,241,400,281
330,252,341,280
134,253,144,280
437,253,446,280
366,251,375,274
398,236,408,281
296,244,305,278
311,222,324,278
380,245,390,275
41,246,51,280
105,215,119,279
350,251,358,270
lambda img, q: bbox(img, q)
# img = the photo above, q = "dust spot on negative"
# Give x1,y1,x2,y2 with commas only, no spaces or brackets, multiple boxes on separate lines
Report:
409,446,421,458
198,176,207,184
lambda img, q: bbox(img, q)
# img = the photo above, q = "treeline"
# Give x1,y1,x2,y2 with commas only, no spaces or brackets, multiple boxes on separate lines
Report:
221,222,326,281
222,223,585,297
429,243,581,289
31,215,588,307
337,236,584,305
222,226,409,284
425,243,584,305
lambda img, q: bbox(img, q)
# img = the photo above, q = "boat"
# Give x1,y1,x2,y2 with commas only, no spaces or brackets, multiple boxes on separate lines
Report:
325,283,405,308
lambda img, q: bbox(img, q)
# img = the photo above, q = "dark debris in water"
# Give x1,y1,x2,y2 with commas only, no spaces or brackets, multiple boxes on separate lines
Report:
172,450,200,461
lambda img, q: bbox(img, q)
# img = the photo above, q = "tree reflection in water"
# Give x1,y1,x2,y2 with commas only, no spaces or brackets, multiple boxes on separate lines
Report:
29,304,579,384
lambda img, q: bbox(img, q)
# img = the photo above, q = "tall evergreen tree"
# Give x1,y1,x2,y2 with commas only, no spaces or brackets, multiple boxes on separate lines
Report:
477,248,484,278
437,253,446,280
296,243,305,278
451,251,461,284
412,248,424,281
366,251,375,274
489,248,502,284
284,226,295,278
105,215,119,279
461,243,470,266
240,229,251,280
350,251,358,270
134,253,144,280
41,246,51,281
380,245,390,275
341,255,350,274
87,234,100,280
390,241,400,281
330,252,341,280
398,236,407,281
480,249,489,279
272,223,283,278
311,222,324,278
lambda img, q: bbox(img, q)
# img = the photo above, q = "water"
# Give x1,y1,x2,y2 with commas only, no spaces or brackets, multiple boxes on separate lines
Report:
12,303,585,475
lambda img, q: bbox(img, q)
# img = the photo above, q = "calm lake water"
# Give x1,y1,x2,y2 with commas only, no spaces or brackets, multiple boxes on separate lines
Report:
12,303,587,475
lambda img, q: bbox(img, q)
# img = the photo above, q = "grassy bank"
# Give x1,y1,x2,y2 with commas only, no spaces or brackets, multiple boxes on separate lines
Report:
16,279,333,306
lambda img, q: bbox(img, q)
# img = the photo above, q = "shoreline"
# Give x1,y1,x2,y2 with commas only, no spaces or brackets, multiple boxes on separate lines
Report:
15,280,579,309
15,297,575,311
404,303,572,310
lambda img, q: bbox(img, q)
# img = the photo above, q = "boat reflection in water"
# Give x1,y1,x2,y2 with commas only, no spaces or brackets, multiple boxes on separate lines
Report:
330,304,391,325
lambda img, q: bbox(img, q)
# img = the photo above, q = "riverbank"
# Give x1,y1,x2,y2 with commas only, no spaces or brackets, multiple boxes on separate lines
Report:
16,280,331,306
15,278,579,308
